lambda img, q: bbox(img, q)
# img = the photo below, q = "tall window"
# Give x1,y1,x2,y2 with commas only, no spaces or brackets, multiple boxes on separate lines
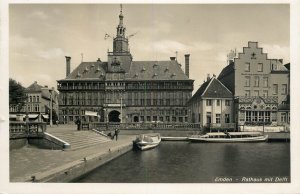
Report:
216,100,220,106
216,114,221,123
273,84,278,95
254,90,259,96
282,84,287,95
252,112,258,122
263,90,268,97
258,112,264,122
265,112,270,122
263,77,268,87
225,100,230,106
245,76,250,87
254,76,259,87
206,99,212,106
245,90,250,97
245,63,250,72
246,111,251,122
225,114,230,123
258,63,263,72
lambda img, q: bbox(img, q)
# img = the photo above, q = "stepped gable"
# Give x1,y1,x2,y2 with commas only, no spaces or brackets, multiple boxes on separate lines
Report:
26,81,43,92
66,61,107,80
126,60,189,80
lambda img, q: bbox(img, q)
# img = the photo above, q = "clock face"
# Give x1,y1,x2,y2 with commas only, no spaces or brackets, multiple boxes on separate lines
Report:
256,99,261,104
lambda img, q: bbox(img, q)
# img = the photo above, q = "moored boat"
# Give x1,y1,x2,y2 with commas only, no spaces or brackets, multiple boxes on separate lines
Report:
189,131,268,143
161,136,189,141
133,133,161,150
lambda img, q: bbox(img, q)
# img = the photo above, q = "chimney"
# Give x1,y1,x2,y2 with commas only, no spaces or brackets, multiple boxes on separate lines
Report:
97,58,101,62
184,54,190,78
65,56,71,77
170,57,176,61
207,74,210,81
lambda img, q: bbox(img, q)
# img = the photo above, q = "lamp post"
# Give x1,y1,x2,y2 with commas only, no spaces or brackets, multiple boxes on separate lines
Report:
120,93,123,124
50,87,54,127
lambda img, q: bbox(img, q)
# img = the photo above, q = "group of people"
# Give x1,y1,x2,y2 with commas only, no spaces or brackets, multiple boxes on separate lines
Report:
107,128,120,141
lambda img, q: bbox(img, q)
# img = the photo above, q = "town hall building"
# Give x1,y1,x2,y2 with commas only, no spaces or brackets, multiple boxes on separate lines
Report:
57,7,194,124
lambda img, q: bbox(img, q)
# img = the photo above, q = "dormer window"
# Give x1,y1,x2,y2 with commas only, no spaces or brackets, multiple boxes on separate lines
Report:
84,66,89,73
134,73,138,78
76,71,81,78
141,67,146,72
171,73,176,77
165,67,169,72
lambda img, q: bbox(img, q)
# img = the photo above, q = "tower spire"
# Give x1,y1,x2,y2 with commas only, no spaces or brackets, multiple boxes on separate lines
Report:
118,4,124,27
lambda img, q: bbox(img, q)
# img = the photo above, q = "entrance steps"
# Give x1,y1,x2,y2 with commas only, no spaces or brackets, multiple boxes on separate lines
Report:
48,130,111,150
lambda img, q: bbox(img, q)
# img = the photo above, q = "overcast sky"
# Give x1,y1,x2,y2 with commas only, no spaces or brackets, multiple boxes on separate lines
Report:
9,4,290,92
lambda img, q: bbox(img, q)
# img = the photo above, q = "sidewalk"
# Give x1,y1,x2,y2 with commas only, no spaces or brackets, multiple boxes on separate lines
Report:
10,125,136,182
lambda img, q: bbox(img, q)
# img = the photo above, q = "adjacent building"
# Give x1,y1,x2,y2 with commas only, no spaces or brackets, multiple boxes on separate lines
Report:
218,41,290,128
57,7,194,124
9,81,59,122
187,75,234,129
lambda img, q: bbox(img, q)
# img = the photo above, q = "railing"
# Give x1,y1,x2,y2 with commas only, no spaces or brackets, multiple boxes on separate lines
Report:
207,123,236,129
10,121,47,137
86,122,201,131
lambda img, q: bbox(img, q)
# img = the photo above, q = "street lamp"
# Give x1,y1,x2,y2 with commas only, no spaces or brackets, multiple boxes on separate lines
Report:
49,87,54,127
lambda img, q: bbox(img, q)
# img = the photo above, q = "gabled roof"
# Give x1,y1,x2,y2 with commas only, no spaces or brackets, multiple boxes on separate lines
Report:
66,62,107,80
126,60,189,80
187,77,232,104
202,77,232,98
284,63,290,70
26,81,43,92
217,62,234,80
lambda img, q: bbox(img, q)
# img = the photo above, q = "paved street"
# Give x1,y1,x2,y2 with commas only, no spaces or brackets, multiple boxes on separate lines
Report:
10,124,136,182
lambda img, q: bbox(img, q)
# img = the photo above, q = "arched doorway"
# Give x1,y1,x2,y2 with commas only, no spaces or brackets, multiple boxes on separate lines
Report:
108,110,121,122
133,116,139,122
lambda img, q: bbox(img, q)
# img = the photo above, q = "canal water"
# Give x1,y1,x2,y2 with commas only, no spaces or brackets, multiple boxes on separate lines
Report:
76,142,290,183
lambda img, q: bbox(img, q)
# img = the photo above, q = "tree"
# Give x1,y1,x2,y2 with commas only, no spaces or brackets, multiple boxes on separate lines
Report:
9,78,27,112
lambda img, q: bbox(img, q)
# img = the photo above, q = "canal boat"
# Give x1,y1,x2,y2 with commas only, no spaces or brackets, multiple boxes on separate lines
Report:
133,133,161,150
189,131,268,143
161,136,189,141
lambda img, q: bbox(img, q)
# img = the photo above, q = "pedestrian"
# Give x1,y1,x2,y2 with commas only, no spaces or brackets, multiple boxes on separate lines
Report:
56,120,59,127
114,128,120,141
75,118,81,130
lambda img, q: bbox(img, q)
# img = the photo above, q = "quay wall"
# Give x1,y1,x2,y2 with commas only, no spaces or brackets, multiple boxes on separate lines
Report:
10,136,28,150
102,129,201,137
28,142,133,182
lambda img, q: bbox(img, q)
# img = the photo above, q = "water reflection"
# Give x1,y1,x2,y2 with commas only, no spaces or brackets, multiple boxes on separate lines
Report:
76,142,290,183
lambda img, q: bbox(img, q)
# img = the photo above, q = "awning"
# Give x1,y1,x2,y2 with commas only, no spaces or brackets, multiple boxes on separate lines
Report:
42,114,49,119
9,114,25,118
28,114,39,119
85,111,98,117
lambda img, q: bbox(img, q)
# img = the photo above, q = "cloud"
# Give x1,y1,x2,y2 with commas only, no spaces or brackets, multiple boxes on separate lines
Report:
10,34,39,50
150,40,188,54
37,48,65,59
29,11,49,20
260,44,290,63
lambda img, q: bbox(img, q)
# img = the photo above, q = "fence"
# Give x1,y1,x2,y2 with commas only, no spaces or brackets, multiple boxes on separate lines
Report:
10,121,47,137
83,122,202,131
